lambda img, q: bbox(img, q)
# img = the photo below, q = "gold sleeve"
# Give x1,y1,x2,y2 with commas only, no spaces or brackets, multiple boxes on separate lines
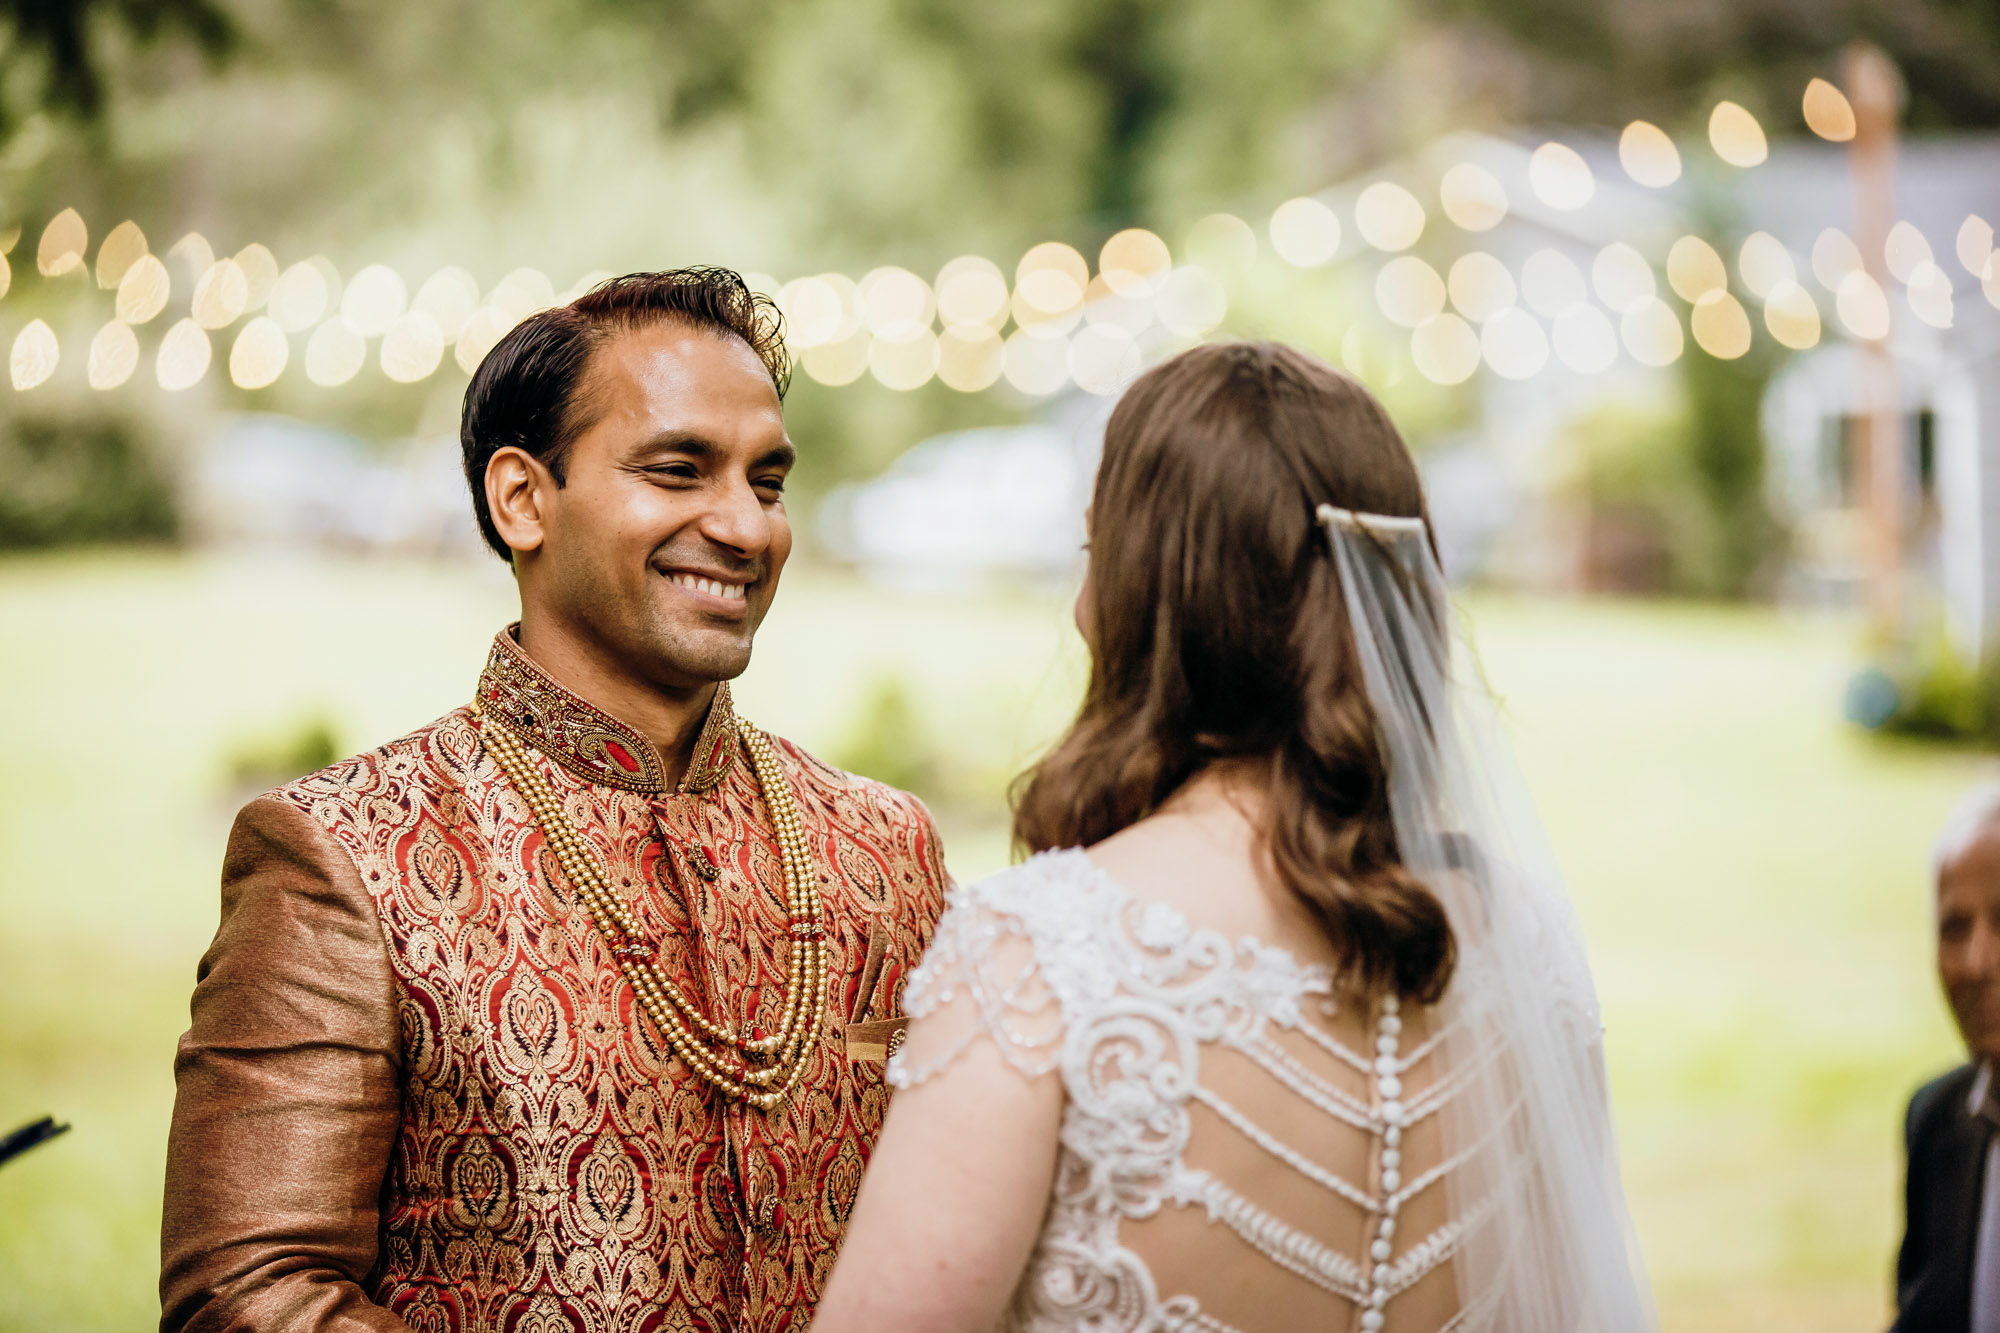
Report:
160,796,412,1333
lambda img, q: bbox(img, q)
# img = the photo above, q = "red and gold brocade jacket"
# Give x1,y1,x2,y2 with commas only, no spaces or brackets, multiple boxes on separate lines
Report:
162,630,952,1333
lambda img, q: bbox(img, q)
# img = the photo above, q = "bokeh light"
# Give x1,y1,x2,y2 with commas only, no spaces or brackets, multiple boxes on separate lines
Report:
455,306,514,374
1448,252,1517,322
1014,243,1089,324
343,265,409,337
116,255,171,324
490,268,555,323
1082,275,1153,336
780,275,848,347
11,319,57,389
1666,236,1728,302
168,233,215,283
1690,289,1752,359
859,267,935,342
1885,221,1932,283
1737,232,1796,299
868,328,939,391
269,261,330,332
95,221,148,290
1002,327,1069,395
156,318,212,391
934,256,1008,332
1099,228,1171,297
1376,256,1446,328
1708,101,1769,167
1906,262,1955,329
1552,303,1618,373
1521,248,1586,317
235,244,279,311
1528,143,1594,210
305,317,366,386
1270,196,1343,265
936,326,1004,391
1354,183,1424,252
1069,324,1141,395
1956,215,1994,277
1156,266,1227,336
1620,299,1684,366
1803,78,1857,142
1185,213,1258,276
192,260,250,329
413,267,481,342
1592,243,1657,313
1811,228,1864,290
1618,121,1682,188
1763,279,1823,349
1481,307,1549,379
37,209,87,277
1439,164,1508,231
1836,270,1892,340
88,320,139,390
229,317,289,389
1410,312,1480,385
381,311,446,382
801,331,870,387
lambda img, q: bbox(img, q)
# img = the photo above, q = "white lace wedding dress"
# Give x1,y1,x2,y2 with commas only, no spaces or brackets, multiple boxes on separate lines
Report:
888,849,1511,1333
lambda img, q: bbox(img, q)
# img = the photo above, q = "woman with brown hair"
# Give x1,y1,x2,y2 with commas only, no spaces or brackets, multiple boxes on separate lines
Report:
812,342,1655,1333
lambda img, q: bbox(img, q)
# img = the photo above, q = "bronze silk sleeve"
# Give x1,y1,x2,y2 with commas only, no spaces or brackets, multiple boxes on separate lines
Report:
161,796,411,1333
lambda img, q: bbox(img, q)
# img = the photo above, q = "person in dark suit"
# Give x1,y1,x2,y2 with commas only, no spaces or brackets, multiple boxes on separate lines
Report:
1897,782,2000,1333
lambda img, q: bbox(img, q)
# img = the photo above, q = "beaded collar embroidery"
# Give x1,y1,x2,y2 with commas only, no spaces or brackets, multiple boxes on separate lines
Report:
475,625,739,795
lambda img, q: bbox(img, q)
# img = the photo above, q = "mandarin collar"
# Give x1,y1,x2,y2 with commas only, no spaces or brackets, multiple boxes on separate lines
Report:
474,625,739,796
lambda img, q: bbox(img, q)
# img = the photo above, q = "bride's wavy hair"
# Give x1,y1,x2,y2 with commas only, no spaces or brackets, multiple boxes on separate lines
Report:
1013,340,1456,1002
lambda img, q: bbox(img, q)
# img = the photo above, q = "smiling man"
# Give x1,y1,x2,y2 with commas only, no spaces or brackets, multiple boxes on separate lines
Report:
161,269,951,1332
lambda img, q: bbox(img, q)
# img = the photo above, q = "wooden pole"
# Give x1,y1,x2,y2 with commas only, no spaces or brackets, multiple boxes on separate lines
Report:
1845,42,1904,636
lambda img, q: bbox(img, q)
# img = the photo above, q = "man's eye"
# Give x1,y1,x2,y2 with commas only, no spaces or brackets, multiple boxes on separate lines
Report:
755,477,788,495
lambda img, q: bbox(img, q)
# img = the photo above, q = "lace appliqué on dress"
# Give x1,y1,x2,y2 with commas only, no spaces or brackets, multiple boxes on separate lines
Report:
888,849,1510,1333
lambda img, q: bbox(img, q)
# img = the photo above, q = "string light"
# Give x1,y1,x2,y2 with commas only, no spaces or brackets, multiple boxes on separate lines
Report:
1269,197,1343,265
1690,289,1752,359
1836,270,1891,340
1591,243,1656,314
1906,262,1955,329
1708,102,1769,167
88,320,139,389
1737,233,1796,299
1666,236,1728,302
116,255,170,324
1885,222,1933,283
1552,304,1618,373
1480,307,1549,379
1802,79,1856,143
1409,313,1479,385
230,316,289,388
1353,183,1424,252
1618,122,1681,188
1521,249,1585,317
1438,164,1508,231
1763,280,1823,350
1447,252,1516,323
1955,216,1994,278
156,318,212,390
1528,143,1594,210
38,209,87,277
11,319,57,388
1376,256,1446,328
1620,300,1684,366
1811,229,1863,291
95,221,148,289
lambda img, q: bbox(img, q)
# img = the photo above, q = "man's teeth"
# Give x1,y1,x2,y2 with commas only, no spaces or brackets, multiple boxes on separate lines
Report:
669,573,747,601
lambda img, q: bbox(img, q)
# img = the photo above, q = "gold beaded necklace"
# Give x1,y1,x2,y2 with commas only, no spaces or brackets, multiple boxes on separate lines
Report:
473,701,827,1111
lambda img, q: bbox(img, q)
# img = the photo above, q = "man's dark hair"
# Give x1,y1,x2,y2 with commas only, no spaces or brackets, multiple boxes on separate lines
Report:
459,266,790,560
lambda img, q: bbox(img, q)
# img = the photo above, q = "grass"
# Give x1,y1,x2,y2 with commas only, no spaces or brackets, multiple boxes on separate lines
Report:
0,550,1988,1331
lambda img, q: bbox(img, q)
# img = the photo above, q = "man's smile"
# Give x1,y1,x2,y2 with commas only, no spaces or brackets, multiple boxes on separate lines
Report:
660,567,752,612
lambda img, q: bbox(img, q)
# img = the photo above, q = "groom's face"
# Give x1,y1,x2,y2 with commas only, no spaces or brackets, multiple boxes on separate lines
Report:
532,322,794,691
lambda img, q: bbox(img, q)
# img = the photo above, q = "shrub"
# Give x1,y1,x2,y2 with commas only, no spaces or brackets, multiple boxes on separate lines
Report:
0,416,179,549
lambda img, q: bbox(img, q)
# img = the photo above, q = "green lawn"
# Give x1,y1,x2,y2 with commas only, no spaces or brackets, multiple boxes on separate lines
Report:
0,551,1985,1331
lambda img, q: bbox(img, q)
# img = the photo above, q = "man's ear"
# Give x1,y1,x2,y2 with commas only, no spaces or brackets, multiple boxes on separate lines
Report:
486,447,551,557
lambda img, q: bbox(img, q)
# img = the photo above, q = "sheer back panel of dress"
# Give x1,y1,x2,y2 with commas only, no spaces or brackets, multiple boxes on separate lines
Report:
891,852,1500,1333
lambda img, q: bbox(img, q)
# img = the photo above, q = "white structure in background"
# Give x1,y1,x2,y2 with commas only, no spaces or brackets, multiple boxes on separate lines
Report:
186,414,485,555
1754,139,2000,661
819,420,1098,591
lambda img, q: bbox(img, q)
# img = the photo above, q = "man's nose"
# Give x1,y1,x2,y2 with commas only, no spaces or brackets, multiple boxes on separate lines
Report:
1967,919,2000,979
698,476,771,559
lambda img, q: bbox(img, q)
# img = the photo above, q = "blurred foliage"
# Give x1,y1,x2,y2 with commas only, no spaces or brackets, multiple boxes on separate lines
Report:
1679,332,1782,598
224,714,341,791
1426,0,2000,131
0,0,234,135
1856,629,2000,747
0,414,177,547
830,674,944,802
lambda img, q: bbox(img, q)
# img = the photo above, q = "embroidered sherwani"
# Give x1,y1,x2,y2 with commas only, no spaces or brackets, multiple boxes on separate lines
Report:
161,630,951,1333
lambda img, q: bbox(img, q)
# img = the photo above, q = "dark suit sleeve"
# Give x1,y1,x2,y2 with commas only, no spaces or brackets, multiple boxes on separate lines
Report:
1898,1083,1932,1318
160,796,412,1333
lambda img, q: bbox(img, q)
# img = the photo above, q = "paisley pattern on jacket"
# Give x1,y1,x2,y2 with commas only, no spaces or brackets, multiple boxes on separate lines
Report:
271,630,950,1332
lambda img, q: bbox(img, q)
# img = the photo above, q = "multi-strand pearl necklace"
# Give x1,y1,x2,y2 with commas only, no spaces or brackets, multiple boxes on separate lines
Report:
474,702,827,1111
